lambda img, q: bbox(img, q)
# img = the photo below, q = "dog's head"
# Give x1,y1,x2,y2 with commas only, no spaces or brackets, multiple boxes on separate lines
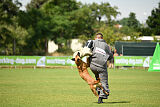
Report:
71,51,82,65
71,51,81,61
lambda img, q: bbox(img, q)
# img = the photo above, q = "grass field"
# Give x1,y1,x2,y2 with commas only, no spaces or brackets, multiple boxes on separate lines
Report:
0,68,160,107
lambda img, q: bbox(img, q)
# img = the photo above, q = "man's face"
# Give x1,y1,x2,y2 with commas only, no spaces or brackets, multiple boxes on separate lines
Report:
95,34,103,40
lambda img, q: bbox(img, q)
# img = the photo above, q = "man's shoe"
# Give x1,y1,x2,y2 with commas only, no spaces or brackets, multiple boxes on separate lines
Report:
98,97,103,104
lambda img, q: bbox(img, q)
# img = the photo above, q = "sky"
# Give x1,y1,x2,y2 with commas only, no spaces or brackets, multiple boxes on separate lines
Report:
19,0,159,23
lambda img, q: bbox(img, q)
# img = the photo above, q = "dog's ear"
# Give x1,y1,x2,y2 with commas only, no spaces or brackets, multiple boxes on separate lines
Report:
71,58,75,61
77,52,80,57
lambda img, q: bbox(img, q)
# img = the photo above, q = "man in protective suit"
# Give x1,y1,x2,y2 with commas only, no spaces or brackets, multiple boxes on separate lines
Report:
85,33,113,104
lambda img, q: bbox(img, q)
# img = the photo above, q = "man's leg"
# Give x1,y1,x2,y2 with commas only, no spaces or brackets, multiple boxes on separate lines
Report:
98,70,110,99
90,68,103,104
90,64,101,94
96,70,109,104
90,64,108,103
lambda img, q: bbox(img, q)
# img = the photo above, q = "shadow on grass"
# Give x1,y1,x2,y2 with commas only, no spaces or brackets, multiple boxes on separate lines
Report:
93,101,130,104
106,101,131,104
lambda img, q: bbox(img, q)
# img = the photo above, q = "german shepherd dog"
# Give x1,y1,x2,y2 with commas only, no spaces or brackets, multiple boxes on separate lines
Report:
72,52,109,97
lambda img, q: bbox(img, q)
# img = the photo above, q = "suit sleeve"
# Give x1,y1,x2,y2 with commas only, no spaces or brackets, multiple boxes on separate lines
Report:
108,52,113,60
84,40,93,50
106,46,113,60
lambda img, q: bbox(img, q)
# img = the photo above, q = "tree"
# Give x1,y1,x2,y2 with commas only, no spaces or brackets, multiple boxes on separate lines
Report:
119,12,140,30
127,12,140,29
97,24,125,45
77,2,120,44
117,12,141,41
89,2,120,26
0,0,21,24
19,0,82,54
18,8,52,55
40,0,80,51
17,0,121,55
20,0,52,54
70,5,95,39
0,0,28,55
146,2,160,35
26,0,48,10
138,26,152,36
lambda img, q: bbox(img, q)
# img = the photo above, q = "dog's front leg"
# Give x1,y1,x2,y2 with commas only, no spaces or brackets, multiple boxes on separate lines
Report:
94,78,100,84
86,57,90,67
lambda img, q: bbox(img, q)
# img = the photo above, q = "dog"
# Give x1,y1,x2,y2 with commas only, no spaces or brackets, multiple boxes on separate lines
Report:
72,52,109,97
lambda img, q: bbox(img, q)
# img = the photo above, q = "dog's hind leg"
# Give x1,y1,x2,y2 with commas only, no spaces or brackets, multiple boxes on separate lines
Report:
90,85,99,97
94,78,109,96
98,84,109,96
94,78,100,84
94,82,109,96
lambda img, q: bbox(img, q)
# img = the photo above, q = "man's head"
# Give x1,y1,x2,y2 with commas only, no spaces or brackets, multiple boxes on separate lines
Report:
95,33,103,40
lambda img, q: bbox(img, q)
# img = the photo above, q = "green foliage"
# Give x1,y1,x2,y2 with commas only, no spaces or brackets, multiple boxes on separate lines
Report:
98,24,125,45
89,2,120,25
56,46,73,55
0,0,21,25
70,5,95,38
76,2,120,44
127,12,141,29
26,0,48,10
119,12,141,30
146,2,160,35
2,0,153,55
120,26,141,41
117,12,141,41
39,0,80,52
0,0,28,55
18,8,50,55
138,27,152,36
1,22,29,55
78,34,93,45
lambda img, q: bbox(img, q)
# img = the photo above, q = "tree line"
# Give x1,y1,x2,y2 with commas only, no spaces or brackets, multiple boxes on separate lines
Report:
0,0,160,55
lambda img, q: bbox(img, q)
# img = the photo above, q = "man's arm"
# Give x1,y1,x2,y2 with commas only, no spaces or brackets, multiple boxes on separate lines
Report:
108,52,113,60
106,46,113,60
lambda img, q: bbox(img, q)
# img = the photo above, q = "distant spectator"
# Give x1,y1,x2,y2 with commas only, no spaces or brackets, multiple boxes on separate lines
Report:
108,48,114,68
120,53,123,56
114,49,118,57
109,49,118,68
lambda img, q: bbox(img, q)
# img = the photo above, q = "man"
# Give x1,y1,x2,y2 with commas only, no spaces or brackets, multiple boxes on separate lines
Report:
85,33,113,104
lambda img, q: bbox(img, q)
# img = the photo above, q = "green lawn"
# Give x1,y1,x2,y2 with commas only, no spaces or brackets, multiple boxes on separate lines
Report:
0,68,160,107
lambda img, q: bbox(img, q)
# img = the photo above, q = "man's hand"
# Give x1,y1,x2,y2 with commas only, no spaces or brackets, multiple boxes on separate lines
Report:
108,52,113,60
